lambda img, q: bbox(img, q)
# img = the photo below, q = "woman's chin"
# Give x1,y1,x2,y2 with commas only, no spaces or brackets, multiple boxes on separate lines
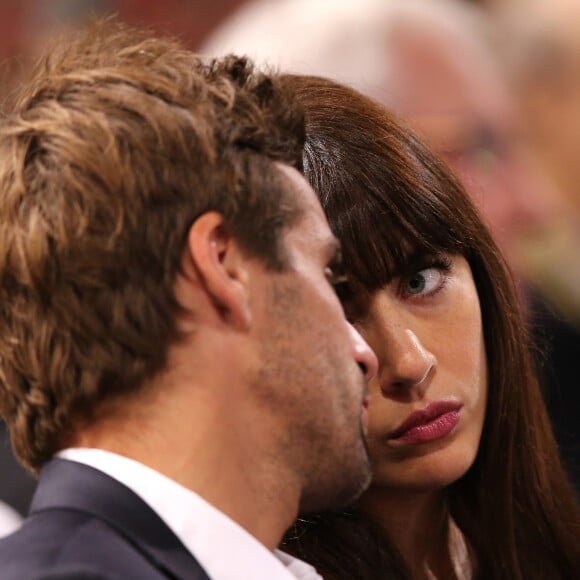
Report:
368,447,478,493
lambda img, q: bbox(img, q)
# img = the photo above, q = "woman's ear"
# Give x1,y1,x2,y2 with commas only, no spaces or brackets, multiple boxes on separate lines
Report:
185,211,252,331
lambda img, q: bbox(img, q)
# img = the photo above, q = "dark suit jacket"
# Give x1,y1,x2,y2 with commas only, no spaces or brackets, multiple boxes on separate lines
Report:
0,459,211,580
0,420,37,515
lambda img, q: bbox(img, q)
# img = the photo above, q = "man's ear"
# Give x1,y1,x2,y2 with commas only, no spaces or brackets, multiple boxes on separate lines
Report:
185,212,252,330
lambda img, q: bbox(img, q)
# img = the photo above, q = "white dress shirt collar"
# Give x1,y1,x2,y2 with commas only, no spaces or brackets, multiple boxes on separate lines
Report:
57,448,321,580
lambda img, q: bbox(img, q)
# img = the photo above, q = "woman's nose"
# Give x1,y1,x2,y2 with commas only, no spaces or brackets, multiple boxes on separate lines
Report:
367,298,436,398
378,327,436,395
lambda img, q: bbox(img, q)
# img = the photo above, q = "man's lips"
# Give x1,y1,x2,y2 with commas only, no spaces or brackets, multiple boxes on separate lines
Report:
361,395,370,432
388,400,462,444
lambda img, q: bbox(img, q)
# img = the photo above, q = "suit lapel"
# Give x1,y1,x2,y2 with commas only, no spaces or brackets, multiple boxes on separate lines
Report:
31,459,211,580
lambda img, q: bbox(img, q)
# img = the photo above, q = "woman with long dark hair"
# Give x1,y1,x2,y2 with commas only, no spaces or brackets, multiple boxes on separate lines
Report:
280,75,580,580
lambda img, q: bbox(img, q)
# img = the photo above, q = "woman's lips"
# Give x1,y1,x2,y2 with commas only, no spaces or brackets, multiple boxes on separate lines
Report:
388,400,462,445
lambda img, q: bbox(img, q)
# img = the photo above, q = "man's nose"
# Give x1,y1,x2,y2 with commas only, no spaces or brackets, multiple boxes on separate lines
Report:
348,323,378,382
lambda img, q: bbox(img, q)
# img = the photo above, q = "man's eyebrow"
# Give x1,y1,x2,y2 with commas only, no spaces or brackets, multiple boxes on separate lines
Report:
324,237,343,262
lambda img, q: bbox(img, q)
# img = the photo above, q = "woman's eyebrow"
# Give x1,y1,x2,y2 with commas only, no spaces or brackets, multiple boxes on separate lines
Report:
387,250,440,280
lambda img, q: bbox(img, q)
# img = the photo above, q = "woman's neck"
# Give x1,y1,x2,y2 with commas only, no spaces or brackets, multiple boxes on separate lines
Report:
358,486,456,580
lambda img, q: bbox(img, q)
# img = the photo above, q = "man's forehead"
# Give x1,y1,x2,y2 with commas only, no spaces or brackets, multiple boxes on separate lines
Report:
275,162,339,251
275,162,324,215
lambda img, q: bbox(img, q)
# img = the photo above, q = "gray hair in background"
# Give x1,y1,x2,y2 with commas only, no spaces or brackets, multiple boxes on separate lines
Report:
201,0,495,108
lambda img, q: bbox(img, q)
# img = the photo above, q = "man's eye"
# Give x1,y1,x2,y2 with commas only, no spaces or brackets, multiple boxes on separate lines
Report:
325,267,346,287
325,267,352,299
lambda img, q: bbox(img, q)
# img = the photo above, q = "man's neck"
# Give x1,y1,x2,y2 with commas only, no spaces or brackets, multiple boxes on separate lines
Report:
72,384,301,550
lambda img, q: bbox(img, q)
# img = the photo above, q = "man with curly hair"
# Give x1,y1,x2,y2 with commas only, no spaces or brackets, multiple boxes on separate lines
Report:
0,20,376,580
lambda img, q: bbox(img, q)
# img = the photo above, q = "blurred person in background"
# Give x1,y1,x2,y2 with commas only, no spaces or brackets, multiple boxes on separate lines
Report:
495,0,580,315
203,0,580,493
507,0,580,220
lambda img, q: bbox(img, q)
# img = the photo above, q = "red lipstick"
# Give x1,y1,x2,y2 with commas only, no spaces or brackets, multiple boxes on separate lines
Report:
388,400,462,445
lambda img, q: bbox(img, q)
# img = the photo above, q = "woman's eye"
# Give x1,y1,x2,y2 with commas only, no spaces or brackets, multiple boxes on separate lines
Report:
404,267,445,297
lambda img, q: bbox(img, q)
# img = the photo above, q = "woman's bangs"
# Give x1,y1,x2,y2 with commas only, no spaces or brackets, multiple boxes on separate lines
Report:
332,180,465,293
